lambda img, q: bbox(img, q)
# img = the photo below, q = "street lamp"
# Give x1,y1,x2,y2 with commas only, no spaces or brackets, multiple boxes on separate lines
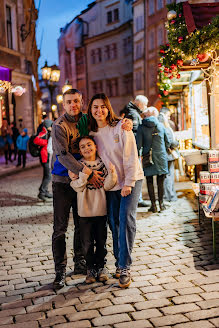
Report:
62,80,72,94
41,61,60,119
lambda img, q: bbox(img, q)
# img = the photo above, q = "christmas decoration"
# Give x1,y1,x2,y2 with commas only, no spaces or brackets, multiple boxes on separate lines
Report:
197,53,210,63
167,10,177,20
0,80,12,92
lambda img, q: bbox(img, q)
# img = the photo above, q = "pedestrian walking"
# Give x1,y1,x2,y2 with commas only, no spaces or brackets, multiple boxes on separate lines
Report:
16,128,29,168
34,119,53,201
158,107,179,202
137,107,170,213
11,122,20,161
0,118,13,164
69,136,117,284
120,95,149,207
88,93,144,288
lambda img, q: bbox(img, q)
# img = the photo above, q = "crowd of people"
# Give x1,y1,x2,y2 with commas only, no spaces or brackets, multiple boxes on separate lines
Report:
0,89,180,289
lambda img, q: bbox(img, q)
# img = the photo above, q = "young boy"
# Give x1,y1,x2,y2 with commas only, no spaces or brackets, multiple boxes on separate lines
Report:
69,136,117,284
16,128,29,168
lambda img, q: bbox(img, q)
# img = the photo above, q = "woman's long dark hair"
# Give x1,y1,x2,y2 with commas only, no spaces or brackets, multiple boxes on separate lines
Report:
87,93,120,132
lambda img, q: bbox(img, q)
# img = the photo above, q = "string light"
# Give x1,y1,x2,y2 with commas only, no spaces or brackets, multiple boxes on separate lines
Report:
0,80,12,92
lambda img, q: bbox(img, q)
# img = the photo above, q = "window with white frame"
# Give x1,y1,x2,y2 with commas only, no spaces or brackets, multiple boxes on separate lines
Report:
149,29,155,51
135,15,144,33
104,43,117,61
157,0,163,11
90,48,102,64
107,8,119,24
5,2,17,50
135,41,143,60
149,0,155,16
157,26,163,47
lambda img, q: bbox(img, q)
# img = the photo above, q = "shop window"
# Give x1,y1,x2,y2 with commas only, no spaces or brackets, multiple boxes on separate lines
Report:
123,36,132,56
106,78,119,97
157,0,163,11
149,0,155,16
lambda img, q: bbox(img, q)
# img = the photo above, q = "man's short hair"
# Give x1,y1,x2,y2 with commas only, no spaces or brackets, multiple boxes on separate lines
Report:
143,106,159,118
63,88,82,99
160,106,170,114
134,95,148,106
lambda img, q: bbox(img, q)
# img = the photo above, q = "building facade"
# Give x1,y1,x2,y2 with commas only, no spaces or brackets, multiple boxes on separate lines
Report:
58,0,133,114
0,0,40,133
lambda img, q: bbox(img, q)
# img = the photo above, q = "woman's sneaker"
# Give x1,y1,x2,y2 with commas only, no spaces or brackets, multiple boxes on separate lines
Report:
119,268,131,288
85,269,97,284
97,268,109,282
115,267,121,279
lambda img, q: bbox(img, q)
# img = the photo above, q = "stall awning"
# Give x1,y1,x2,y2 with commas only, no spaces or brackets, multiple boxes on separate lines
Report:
0,66,11,82
183,1,219,34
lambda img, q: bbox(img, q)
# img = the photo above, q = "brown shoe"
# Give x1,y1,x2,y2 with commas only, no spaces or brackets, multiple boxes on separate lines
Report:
97,268,109,282
119,268,131,288
85,269,96,284
115,267,121,279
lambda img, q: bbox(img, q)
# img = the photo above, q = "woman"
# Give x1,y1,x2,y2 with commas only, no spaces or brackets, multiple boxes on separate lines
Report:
88,93,144,288
137,107,170,213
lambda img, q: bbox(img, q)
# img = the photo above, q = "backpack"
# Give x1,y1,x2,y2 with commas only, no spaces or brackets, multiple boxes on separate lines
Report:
28,135,41,157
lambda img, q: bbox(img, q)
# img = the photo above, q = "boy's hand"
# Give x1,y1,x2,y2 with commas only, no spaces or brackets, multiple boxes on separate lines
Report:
121,185,132,197
89,170,105,188
68,170,78,180
82,165,92,176
121,118,133,131
109,162,115,173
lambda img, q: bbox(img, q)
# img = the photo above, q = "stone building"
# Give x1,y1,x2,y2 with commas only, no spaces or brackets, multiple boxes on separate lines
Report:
58,0,133,114
0,0,40,133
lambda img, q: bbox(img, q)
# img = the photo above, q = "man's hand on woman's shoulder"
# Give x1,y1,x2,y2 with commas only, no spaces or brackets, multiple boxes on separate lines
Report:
121,118,133,131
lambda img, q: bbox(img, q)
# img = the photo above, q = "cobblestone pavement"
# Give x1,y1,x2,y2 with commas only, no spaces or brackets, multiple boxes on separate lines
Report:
0,167,219,328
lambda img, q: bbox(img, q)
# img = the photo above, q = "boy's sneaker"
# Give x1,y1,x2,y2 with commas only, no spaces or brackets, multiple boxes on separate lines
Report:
74,259,87,275
97,268,109,282
115,267,121,279
53,271,66,290
119,268,131,288
85,269,97,284
38,193,47,201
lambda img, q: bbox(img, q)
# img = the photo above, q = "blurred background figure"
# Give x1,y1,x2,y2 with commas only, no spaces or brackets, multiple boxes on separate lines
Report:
0,118,13,164
11,122,20,161
120,95,149,207
137,107,170,213
37,113,49,135
16,128,30,168
158,107,179,202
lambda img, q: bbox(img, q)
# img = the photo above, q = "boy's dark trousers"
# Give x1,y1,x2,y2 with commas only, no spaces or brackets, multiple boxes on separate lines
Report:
17,150,27,167
79,216,107,270
52,182,84,273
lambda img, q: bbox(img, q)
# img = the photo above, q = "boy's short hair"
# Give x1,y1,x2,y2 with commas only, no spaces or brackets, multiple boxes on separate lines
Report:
63,88,82,99
76,135,96,150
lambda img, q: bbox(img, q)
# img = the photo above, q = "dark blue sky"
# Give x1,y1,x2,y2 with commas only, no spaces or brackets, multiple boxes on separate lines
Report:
35,0,92,71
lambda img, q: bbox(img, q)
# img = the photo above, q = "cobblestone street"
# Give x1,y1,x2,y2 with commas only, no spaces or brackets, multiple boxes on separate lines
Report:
0,167,219,328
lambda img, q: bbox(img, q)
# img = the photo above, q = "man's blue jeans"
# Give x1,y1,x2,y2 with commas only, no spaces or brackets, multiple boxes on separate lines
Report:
107,180,142,269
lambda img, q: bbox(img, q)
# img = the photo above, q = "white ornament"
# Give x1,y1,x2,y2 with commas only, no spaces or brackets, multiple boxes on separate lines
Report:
167,10,177,20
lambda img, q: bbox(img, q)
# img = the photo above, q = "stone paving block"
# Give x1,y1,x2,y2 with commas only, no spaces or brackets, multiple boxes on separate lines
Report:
140,285,163,293
6,287,35,296
1,298,32,310
100,304,134,315
15,311,45,322
185,308,219,321
54,321,91,327
38,315,66,327
66,309,100,321
145,289,178,300
0,316,13,325
113,288,141,297
201,283,219,292
172,294,203,304
47,306,77,317
112,295,145,305
149,277,176,286
92,313,131,326
197,299,219,309
134,298,171,310
210,317,219,327
23,289,55,300
26,302,53,313
161,303,199,315
163,281,194,290
150,314,189,327
177,287,204,295
114,320,153,328
0,321,39,327
76,299,112,311
55,297,81,308
79,292,112,303
174,321,215,328
0,307,26,318
131,308,162,320
200,291,219,300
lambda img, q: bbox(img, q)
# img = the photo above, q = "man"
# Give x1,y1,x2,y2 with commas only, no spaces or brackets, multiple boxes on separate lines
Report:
121,95,149,207
51,89,104,289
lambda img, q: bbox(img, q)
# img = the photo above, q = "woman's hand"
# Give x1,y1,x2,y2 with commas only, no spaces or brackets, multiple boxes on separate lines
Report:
121,118,133,131
121,185,132,197
109,162,115,173
68,170,78,181
89,170,105,188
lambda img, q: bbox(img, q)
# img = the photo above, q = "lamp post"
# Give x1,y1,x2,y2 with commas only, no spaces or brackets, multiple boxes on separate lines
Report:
62,80,72,94
41,61,60,119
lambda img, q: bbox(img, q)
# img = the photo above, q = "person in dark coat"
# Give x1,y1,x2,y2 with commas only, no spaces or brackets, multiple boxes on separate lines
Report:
137,107,170,213
11,122,20,161
158,107,179,202
34,119,53,201
120,95,148,207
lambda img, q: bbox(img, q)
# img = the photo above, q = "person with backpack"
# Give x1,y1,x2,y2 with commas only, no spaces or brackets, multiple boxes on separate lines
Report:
16,128,29,168
33,119,53,201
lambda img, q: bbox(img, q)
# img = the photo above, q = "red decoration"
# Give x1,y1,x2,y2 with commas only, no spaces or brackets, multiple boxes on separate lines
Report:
163,90,169,96
158,94,162,98
164,72,169,77
158,63,162,67
177,74,181,79
197,53,209,62
179,13,182,17
177,59,183,66
171,64,177,70
178,36,183,43
160,49,165,54
169,75,174,79
170,20,176,24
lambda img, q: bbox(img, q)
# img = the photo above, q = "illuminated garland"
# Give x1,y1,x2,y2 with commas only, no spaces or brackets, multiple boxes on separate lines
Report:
0,80,12,92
